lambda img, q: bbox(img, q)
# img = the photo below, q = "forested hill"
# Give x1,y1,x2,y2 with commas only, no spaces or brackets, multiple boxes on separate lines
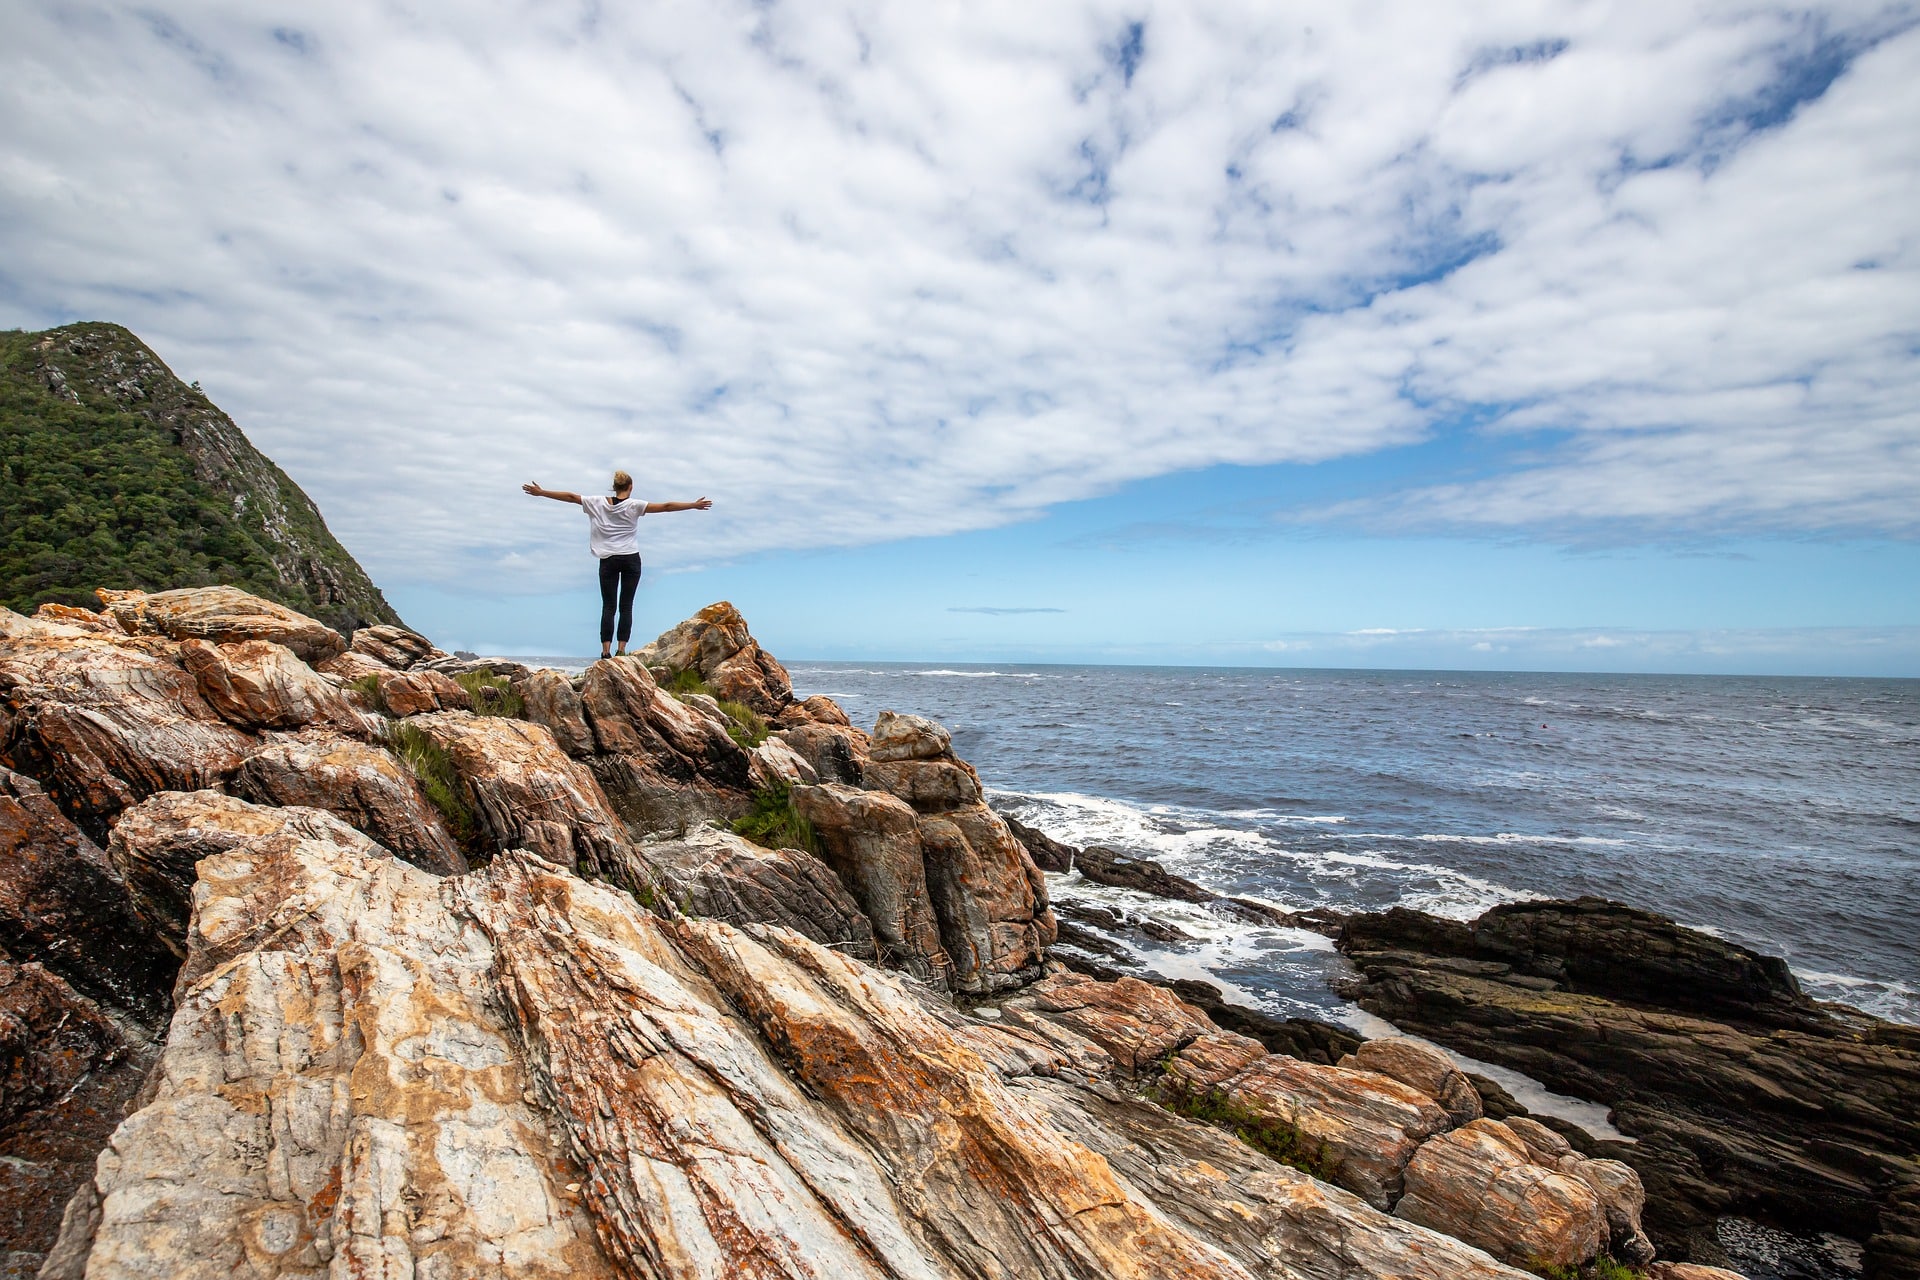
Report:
0,322,401,634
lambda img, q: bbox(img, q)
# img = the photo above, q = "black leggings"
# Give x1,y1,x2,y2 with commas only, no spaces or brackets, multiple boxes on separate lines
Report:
597,553,642,645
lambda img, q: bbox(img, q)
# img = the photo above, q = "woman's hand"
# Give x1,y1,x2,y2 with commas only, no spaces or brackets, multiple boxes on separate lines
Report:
693,497,713,510
522,481,543,496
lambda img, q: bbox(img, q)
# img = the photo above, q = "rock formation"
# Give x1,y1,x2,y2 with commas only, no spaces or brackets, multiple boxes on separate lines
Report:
1,585,1821,1278
1339,898,1920,1276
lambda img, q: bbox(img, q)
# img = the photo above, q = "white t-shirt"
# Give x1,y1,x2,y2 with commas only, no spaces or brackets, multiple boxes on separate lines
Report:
581,494,645,558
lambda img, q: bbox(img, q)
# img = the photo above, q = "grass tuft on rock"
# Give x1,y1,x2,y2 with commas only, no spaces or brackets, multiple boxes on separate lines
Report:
1152,1075,1334,1180
716,698,768,748
455,667,523,718
731,780,817,856
383,721,476,843
346,672,386,712
664,667,714,699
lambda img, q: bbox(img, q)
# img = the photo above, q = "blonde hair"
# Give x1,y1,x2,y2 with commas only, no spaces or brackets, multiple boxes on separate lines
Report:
612,470,633,492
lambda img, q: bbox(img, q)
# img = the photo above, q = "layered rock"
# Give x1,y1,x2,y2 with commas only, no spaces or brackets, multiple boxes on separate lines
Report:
233,729,466,875
105,790,383,954
43,812,1552,1280
98,585,346,663
638,825,876,961
638,600,794,717
179,637,367,733
374,666,470,716
1340,897,1920,1273
1393,1119,1608,1267
0,768,174,1022
0,609,253,836
400,711,627,873
346,623,444,670
578,657,755,832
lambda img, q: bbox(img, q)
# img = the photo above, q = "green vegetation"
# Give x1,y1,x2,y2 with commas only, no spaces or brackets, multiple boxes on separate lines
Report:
1588,1257,1643,1280
347,673,386,711
715,698,768,748
664,667,714,698
731,781,819,856
383,722,476,844
1527,1264,1579,1280
455,668,524,718
662,665,765,747
0,323,399,631
1152,1076,1334,1180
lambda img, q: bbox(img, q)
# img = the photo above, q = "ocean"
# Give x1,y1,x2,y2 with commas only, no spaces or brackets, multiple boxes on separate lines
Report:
787,662,1920,1028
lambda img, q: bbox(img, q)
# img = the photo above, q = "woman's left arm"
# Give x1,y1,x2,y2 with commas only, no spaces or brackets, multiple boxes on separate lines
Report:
645,497,714,514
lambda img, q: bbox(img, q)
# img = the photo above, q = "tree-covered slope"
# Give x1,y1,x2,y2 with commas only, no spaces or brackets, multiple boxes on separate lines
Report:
0,322,401,633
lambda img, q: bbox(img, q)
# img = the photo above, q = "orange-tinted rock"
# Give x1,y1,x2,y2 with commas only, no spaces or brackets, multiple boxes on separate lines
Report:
576,657,754,833
1017,971,1218,1074
32,603,122,634
374,667,470,716
1167,1031,1270,1091
868,710,952,761
233,729,466,875
1342,1036,1483,1126
517,668,593,757
347,623,442,670
99,585,345,663
1394,1118,1609,1268
863,757,981,812
402,711,626,873
0,615,252,835
106,790,383,954
639,601,793,716
792,782,952,986
775,722,869,785
178,637,366,734
314,649,391,682
774,694,851,728
0,960,130,1129
1217,1056,1453,1209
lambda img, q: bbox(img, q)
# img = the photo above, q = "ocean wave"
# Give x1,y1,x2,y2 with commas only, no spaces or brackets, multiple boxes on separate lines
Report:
1792,969,1920,1023
910,669,1055,679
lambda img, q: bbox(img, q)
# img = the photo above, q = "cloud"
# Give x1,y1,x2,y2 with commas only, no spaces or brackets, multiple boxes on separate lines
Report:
948,606,1067,615
1,1,1914,591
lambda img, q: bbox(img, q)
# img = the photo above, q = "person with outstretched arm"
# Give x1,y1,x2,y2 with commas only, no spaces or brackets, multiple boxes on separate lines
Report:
522,471,713,659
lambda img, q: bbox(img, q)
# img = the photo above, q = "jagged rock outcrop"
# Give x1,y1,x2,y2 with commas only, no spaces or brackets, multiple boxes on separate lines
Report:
638,825,877,961
2,589,1776,1277
99,585,346,663
374,667,471,716
180,636,367,733
0,767,175,1023
105,790,383,954
402,711,628,873
638,601,794,717
0,608,253,837
1,323,401,634
41,823,1549,1280
1340,897,1920,1274
346,623,444,670
233,728,467,875
578,656,755,833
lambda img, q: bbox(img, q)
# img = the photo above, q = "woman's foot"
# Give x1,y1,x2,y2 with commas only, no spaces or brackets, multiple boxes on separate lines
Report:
614,647,628,657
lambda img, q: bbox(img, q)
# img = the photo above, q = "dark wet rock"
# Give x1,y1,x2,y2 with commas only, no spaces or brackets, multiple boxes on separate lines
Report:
1164,976,1363,1065
1339,897,1920,1272
1076,843,1216,902
1000,811,1077,872
0,768,174,1024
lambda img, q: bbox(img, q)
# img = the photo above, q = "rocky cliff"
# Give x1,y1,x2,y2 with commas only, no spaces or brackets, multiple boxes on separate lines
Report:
0,585,1792,1279
0,324,401,635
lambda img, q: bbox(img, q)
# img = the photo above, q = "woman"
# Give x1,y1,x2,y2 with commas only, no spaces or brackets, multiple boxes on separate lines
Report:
522,471,713,658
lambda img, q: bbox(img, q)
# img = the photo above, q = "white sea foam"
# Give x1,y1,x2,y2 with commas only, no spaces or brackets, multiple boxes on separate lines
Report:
1793,969,1920,1022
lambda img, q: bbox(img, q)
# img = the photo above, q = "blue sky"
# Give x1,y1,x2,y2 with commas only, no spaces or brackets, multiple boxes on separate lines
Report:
3,2,1917,673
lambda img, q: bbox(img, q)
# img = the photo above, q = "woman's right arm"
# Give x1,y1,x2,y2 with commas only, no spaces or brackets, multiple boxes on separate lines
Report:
522,482,583,505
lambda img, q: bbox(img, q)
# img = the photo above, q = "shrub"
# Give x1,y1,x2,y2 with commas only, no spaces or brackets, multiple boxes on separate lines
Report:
1525,1263,1579,1280
383,721,476,843
716,698,768,748
1588,1257,1643,1280
454,667,523,718
346,672,386,712
1152,1076,1334,1180
731,781,818,856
